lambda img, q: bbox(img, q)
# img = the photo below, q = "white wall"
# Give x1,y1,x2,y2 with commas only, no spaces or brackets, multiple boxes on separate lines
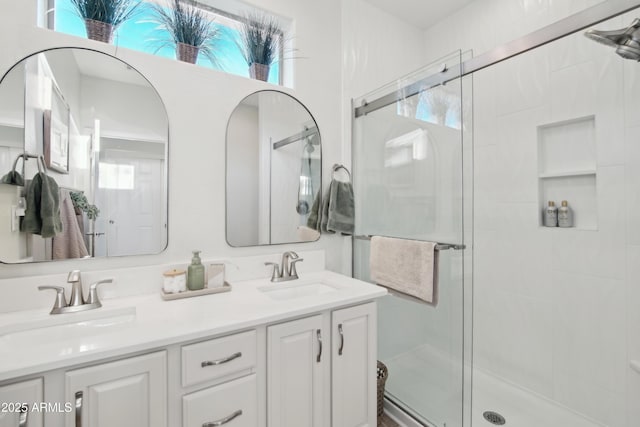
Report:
341,0,428,281
226,103,259,246
0,0,346,301
79,75,167,142
420,2,639,426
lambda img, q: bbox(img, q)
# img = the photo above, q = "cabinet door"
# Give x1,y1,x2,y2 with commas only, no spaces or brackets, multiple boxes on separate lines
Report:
0,378,43,427
332,303,377,427
64,351,166,427
267,315,329,427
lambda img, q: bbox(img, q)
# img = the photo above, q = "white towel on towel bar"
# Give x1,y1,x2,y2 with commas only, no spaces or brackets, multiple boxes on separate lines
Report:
369,236,438,305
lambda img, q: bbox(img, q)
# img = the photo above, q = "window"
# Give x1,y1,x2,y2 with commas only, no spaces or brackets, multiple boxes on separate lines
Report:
99,162,135,189
50,0,282,85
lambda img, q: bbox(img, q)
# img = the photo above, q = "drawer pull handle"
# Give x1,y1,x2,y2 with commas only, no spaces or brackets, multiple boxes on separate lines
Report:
202,409,243,426
75,391,83,427
338,324,344,356
316,329,322,363
19,406,28,427
201,352,242,368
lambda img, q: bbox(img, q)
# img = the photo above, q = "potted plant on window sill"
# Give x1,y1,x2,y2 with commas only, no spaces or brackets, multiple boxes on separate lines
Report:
149,0,221,64
70,0,141,44
237,12,283,82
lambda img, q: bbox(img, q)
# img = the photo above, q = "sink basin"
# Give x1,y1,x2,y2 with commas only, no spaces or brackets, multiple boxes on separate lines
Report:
259,282,339,301
0,306,136,348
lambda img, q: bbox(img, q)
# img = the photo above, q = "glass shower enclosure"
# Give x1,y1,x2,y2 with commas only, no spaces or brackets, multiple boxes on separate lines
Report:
352,51,472,427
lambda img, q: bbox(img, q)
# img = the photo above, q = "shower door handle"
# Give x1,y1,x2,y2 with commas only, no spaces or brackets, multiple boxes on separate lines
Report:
338,324,344,356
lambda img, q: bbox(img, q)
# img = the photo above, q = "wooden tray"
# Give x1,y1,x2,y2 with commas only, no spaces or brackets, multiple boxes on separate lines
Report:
161,282,231,301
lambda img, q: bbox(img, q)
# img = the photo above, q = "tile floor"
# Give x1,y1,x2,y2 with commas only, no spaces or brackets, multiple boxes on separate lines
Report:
378,413,400,427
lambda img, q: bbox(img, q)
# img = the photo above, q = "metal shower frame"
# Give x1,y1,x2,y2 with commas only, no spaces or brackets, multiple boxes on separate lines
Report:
354,0,640,118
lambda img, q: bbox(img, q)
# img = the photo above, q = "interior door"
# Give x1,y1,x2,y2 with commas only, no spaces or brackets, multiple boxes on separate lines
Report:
95,156,165,256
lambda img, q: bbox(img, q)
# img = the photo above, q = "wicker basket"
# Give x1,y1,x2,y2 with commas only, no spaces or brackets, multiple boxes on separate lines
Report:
177,43,199,64
85,19,114,43
377,361,388,418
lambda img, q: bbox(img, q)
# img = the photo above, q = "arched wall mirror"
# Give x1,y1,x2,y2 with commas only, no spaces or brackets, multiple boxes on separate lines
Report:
0,48,169,263
226,90,322,247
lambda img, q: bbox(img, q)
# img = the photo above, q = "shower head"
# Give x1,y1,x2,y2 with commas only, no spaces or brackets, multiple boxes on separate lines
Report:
584,18,640,60
616,43,640,61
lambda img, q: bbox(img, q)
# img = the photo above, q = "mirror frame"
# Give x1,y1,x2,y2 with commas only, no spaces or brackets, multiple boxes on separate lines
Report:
225,89,322,247
0,47,171,263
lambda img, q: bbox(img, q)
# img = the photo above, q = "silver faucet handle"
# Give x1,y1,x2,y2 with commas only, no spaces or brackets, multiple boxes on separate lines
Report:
38,286,67,313
67,270,81,283
86,279,113,306
289,258,304,278
264,262,281,281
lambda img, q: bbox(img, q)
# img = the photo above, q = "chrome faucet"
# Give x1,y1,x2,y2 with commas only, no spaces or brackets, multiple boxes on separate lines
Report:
265,251,304,282
38,270,113,314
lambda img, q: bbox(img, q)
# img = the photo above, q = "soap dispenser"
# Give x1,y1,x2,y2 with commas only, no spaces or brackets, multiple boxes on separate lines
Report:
187,250,205,291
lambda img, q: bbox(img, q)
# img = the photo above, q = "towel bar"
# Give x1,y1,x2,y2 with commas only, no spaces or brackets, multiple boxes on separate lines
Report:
353,235,466,251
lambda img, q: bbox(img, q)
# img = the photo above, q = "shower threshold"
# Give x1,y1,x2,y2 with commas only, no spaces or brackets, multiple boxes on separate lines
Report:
382,344,605,427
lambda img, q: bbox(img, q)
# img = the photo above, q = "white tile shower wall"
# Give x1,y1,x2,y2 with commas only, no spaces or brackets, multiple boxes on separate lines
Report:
626,245,640,424
421,1,638,426
340,0,427,280
0,0,347,285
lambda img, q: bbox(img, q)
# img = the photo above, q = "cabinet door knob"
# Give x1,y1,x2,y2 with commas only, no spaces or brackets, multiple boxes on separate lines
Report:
201,352,242,368
316,329,323,363
338,324,344,356
75,391,83,427
18,406,28,427
202,409,243,426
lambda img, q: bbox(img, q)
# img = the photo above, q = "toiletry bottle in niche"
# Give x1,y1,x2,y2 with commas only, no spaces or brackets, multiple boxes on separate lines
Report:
558,200,572,228
187,250,205,290
544,201,558,227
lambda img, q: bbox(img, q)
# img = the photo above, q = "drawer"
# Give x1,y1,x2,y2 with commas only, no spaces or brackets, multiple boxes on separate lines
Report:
182,330,256,387
183,374,257,427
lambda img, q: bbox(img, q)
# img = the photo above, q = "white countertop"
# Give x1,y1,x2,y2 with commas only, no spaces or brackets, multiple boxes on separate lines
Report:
0,270,386,382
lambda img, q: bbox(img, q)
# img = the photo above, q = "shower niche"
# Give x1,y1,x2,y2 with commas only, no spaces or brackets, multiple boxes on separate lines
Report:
537,115,597,230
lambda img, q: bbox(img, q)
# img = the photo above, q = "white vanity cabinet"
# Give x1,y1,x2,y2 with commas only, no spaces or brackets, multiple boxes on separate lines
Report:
182,374,257,427
0,378,43,427
180,330,259,427
0,270,384,427
267,302,377,427
331,303,377,427
267,314,330,427
64,351,167,427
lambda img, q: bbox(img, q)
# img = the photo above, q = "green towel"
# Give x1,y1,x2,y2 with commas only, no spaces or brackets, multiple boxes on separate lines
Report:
21,172,63,238
326,180,355,235
1,170,24,186
306,189,322,231
320,181,334,234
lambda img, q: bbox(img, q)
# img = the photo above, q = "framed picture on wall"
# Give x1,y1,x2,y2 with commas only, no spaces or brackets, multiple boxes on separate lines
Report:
43,83,70,174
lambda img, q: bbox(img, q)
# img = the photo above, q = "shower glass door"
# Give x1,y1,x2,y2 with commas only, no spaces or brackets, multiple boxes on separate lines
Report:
353,51,471,427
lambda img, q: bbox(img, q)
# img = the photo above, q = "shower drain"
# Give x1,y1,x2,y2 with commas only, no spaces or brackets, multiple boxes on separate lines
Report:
483,411,506,425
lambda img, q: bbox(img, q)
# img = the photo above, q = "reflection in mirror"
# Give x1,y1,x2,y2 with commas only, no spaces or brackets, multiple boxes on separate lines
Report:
226,90,321,247
0,48,168,263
